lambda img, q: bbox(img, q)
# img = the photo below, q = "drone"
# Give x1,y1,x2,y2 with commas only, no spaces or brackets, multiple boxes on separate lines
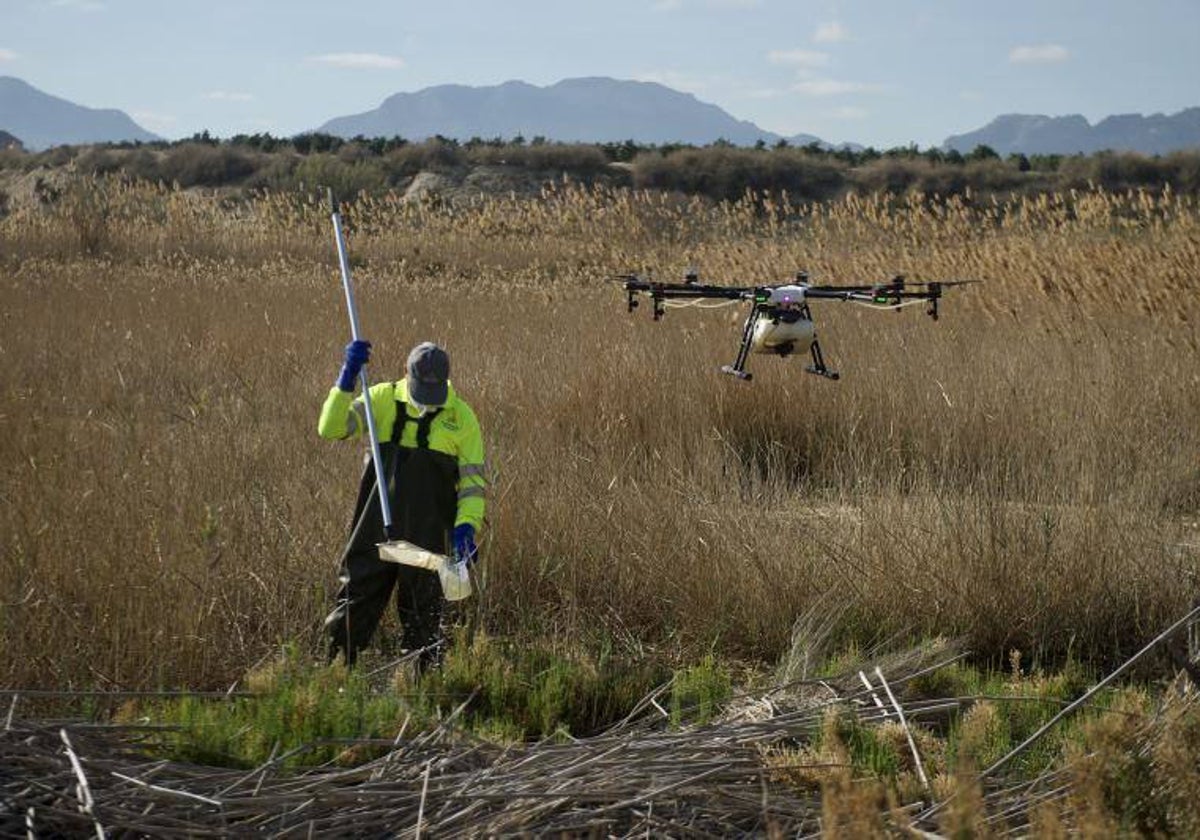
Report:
621,269,969,381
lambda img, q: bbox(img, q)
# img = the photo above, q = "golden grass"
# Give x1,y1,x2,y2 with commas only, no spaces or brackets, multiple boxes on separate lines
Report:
2,177,1199,690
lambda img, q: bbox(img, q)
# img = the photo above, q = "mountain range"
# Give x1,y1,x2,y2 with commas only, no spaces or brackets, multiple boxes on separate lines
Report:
946,109,1200,156
2,74,1199,156
0,76,160,151
317,77,827,148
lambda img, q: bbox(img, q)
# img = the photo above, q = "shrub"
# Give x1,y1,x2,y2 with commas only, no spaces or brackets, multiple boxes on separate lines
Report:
243,154,301,191
160,143,260,187
123,148,164,182
850,157,927,194
76,147,125,176
464,142,611,176
290,154,389,196
0,148,28,172
631,146,846,202
1058,150,1200,193
384,138,464,177
1163,150,1200,193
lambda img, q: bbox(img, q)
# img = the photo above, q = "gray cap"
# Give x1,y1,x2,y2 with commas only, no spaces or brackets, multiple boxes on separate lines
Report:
406,342,450,406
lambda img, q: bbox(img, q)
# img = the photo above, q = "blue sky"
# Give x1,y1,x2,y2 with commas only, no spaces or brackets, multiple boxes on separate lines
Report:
3,0,1198,148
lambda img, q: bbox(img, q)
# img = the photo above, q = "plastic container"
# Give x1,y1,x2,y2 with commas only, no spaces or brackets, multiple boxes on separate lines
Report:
378,539,473,601
751,316,815,354
438,559,473,602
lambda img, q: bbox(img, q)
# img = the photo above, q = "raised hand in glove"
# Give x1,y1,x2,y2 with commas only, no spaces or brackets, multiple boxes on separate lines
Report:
452,523,478,566
336,339,372,392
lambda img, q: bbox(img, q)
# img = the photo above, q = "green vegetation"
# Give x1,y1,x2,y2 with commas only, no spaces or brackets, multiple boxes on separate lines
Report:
124,630,1200,835
416,632,669,738
136,636,1150,785
668,655,733,726
138,637,725,767
2,132,1199,204
155,649,406,768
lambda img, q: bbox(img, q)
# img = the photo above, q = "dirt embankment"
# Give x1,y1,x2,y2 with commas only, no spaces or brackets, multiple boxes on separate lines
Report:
396,164,630,205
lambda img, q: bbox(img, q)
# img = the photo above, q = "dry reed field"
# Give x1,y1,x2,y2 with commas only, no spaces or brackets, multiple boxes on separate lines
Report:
4,176,1200,833
2,178,1199,694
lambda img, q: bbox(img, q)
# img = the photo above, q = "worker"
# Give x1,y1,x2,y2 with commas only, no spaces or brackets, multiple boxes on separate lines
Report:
318,339,486,669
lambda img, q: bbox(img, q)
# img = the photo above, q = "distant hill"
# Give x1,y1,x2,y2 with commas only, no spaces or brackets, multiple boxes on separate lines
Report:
945,109,1200,156
0,76,160,151
319,77,832,147
0,129,22,150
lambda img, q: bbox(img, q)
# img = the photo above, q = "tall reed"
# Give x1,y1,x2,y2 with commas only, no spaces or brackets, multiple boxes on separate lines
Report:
2,178,1197,690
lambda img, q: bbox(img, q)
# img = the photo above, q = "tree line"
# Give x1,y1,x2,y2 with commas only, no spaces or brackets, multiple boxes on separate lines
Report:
2,131,1198,203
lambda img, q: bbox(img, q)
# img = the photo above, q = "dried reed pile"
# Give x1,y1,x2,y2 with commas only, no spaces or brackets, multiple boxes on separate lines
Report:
1,649,1071,838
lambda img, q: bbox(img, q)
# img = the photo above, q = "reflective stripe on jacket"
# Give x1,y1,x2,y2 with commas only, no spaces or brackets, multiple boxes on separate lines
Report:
318,379,486,530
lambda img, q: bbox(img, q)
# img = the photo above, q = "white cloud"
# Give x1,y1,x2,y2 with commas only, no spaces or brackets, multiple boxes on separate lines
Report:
767,49,828,69
0,49,17,62
1009,44,1069,64
708,0,761,7
813,21,848,43
651,0,683,8
309,53,406,70
792,79,880,96
203,91,255,102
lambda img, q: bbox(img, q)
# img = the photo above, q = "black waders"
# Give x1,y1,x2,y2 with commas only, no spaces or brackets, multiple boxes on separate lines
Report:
325,403,459,670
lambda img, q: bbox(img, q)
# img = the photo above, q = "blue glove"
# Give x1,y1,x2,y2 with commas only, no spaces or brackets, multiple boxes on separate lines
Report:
452,524,478,566
335,340,371,392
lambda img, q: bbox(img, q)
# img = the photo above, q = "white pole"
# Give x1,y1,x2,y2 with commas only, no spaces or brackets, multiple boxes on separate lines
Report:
329,190,395,535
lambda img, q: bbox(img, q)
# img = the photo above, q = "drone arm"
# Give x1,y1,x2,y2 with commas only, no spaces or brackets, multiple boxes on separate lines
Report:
804,285,943,317
624,278,754,322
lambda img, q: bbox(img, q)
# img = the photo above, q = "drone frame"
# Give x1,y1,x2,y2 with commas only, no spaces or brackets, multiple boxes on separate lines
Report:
622,271,949,381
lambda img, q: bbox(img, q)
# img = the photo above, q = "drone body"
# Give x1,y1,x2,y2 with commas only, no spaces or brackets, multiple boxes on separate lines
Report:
743,284,817,363
622,271,964,381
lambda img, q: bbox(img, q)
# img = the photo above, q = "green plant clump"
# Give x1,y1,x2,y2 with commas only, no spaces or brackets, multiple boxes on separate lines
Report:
669,655,733,726
415,632,669,738
154,647,405,768
147,637,671,767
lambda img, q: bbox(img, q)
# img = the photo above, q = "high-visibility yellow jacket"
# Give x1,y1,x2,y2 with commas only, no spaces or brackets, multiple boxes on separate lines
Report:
317,380,486,531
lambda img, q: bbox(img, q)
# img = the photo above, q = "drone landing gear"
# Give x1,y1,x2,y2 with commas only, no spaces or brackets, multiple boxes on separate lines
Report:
805,365,840,380
805,337,840,380
719,304,843,381
720,305,761,381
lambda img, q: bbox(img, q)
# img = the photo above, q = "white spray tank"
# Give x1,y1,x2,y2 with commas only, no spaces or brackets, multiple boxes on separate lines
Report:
750,285,815,355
